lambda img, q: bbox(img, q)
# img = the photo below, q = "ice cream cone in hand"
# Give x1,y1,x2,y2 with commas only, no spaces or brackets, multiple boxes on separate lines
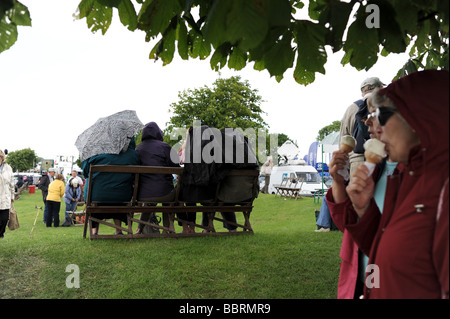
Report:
363,139,386,176
337,135,356,181
340,135,357,154
365,152,383,164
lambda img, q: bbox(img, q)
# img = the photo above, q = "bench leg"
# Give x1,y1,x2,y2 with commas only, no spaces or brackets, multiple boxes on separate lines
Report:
168,212,176,233
83,213,88,239
88,217,93,240
127,213,133,238
206,212,216,233
156,212,173,235
243,211,253,233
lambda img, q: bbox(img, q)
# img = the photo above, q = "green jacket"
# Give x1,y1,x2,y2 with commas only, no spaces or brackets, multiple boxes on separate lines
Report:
82,139,140,203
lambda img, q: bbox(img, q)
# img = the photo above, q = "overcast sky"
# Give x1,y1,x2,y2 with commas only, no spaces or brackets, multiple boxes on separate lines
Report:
1,0,410,162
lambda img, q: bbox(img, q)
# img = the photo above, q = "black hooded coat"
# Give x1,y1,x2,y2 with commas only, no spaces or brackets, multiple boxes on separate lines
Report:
181,126,258,202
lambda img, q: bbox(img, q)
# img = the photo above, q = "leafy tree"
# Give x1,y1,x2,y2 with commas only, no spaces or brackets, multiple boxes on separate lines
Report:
274,133,293,147
165,75,268,141
161,76,296,164
75,157,83,170
0,0,31,53
317,120,341,141
6,148,38,172
2,1,447,83
71,0,448,84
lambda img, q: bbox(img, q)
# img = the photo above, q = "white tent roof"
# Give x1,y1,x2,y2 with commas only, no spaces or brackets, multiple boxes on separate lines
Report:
320,131,340,153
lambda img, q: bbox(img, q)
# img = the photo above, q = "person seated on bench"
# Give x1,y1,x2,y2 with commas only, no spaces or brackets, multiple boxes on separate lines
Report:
63,178,82,219
201,128,259,232
178,126,217,233
181,126,259,233
82,137,140,235
134,122,180,234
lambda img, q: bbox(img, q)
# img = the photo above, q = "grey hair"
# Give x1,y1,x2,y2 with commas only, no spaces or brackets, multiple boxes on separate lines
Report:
371,88,395,108
371,88,413,128
362,84,376,92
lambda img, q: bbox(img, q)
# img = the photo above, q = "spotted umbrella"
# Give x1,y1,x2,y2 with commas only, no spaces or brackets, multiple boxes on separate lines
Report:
75,110,143,162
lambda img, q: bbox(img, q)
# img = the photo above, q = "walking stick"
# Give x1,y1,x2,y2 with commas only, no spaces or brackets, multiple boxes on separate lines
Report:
30,205,42,237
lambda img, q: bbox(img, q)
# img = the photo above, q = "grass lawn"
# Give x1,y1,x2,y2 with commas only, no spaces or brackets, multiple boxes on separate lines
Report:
0,189,343,299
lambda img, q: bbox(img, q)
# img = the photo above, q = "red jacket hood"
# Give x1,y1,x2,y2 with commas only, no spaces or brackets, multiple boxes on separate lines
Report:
379,70,449,163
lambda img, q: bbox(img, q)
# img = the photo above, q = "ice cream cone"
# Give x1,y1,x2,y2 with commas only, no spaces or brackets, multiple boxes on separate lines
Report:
363,139,386,176
365,151,383,164
340,143,354,154
340,135,356,154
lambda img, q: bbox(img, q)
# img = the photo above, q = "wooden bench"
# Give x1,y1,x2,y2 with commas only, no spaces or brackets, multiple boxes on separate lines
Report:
274,177,304,200
83,165,259,240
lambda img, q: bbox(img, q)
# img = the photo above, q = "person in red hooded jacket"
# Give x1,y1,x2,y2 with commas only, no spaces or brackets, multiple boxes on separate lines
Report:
328,70,448,299
326,94,400,299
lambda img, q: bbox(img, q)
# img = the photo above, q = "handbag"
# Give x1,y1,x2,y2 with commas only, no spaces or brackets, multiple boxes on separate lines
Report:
7,204,20,231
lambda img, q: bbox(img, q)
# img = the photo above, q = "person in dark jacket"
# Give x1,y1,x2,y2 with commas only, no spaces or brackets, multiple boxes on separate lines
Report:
16,175,24,190
178,125,219,233
181,125,259,233
38,168,56,223
82,137,140,235
135,122,179,234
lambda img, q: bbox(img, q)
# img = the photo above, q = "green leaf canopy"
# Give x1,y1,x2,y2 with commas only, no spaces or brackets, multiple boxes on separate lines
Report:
0,1,31,54
2,0,448,84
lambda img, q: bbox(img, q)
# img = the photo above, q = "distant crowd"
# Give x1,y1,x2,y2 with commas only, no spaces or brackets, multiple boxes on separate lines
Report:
36,167,85,227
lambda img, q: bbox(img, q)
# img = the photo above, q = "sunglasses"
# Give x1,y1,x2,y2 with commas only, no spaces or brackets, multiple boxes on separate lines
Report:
374,106,397,126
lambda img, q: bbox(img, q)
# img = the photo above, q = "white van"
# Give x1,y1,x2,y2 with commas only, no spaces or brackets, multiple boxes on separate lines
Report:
267,165,326,196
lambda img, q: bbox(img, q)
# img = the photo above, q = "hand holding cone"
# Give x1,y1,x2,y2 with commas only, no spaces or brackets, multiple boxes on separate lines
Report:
363,139,387,176
337,135,357,181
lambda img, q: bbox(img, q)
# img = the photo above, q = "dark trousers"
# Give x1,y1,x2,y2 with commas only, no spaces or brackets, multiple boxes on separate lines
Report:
0,209,9,238
138,190,176,232
41,190,48,222
202,211,237,230
177,203,197,226
43,200,51,223
46,200,60,227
